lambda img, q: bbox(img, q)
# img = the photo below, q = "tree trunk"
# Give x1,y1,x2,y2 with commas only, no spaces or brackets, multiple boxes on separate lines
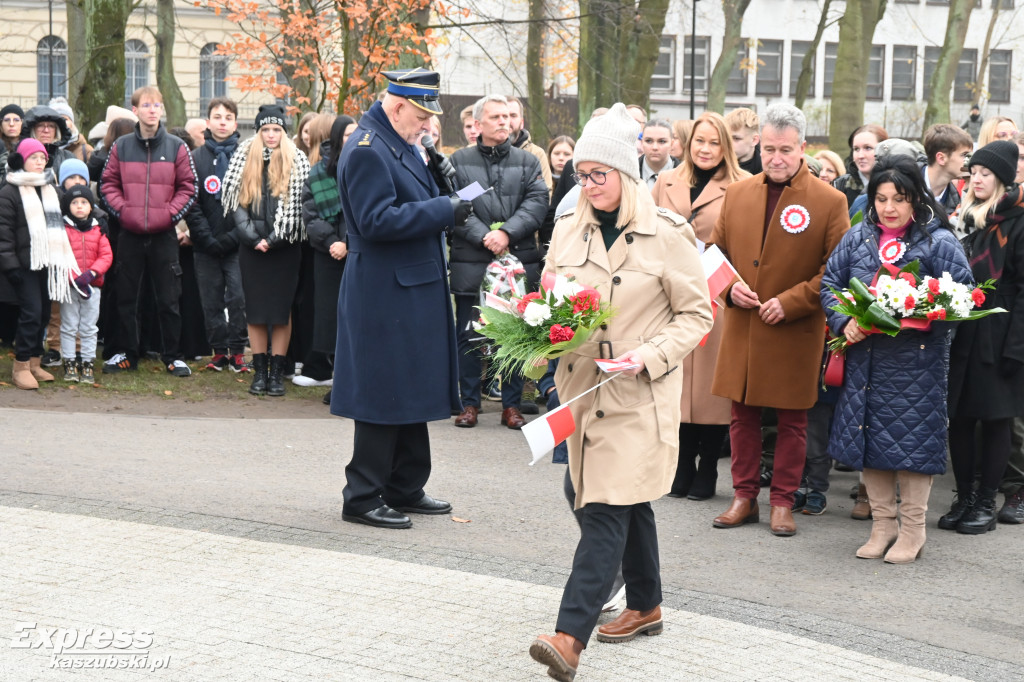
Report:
577,0,671,132
706,0,751,114
973,3,1002,107
156,0,185,126
66,0,87,116
827,0,887,155
77,0,133,130
793,0,833,111
526,0,550,146
280,0,318,112
923,0,975,129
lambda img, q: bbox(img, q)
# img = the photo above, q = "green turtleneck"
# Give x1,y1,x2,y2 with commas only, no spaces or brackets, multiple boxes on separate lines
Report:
595,208,622,251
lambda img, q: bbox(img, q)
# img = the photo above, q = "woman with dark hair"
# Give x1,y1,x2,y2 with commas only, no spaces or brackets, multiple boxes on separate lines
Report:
1,104,24,183
296,114,356,400
822,155,972,564
944,140,1024,534
833,124,889,209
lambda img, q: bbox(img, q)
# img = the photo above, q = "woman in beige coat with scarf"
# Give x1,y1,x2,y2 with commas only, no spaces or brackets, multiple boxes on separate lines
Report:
652,111,749,500
528,104,713,682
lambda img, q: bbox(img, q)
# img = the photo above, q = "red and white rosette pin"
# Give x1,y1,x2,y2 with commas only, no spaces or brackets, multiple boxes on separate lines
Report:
779,204,810,234
204,175,222,194
878,238,906,265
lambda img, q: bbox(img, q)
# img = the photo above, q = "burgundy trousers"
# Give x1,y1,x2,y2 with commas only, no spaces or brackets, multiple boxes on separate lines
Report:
729,402,808,507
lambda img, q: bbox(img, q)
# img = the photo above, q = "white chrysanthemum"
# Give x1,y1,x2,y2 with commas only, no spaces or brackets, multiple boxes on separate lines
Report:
875,275,917,316
523,301,552,326
550,276,583,306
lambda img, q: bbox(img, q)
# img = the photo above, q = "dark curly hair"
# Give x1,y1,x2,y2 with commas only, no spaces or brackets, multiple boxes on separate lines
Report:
865,155,951,240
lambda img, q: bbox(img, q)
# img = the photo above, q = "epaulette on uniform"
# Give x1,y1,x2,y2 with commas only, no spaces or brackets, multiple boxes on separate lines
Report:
356,130,374,147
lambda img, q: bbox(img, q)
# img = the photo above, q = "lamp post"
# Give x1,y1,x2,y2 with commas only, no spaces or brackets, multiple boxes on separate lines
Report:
689,0,700,119
48,0,54,101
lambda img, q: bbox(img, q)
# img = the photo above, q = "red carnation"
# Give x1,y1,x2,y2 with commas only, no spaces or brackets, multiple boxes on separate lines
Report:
928,278,940,294
971,288,986,307
572,290,600,314
926,308,947,321
549,324,575,344
904,294,916,310
899,272,917,286
516,291,542,314
927,293,935,303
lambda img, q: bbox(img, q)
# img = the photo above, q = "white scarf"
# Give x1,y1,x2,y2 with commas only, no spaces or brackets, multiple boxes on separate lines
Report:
5,170,80,302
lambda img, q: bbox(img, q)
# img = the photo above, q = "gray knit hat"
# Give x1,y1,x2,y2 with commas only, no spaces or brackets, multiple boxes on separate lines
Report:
572,102,641,182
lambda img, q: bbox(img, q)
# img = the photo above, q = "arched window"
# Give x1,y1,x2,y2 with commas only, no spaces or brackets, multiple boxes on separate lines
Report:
124,39,150,107
199,43,229,114
37,36,67,103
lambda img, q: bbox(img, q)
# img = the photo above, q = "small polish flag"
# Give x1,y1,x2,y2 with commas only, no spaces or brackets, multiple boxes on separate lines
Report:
483,292,514,312
702,244,739,301
522,404,576,465
699,300,719,347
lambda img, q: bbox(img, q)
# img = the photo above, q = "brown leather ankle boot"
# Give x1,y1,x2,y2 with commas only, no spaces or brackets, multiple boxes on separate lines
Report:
530,632,583,682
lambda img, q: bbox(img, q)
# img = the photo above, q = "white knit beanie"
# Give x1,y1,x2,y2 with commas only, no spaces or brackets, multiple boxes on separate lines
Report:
572,103,641,182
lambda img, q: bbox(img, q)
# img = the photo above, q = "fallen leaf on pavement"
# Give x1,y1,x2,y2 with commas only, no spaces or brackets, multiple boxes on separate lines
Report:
451,517,471,523
163,390,173,396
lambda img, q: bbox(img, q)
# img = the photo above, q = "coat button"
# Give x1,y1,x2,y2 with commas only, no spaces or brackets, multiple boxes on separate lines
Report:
583,233,589,242
567,363,573,371
600,323,608,330
753,259,759,267
596,410,605,418
625,234,634,244
612,276,621,285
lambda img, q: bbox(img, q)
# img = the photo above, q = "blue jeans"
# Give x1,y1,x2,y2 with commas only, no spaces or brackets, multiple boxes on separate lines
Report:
193,250,247,355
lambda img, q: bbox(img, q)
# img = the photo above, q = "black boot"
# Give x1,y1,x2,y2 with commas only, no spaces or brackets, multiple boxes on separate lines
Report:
267,355,287,397
249,353,268,395
688,452,720,501
956,488,998,535
938,489,976,530
668,426,697,497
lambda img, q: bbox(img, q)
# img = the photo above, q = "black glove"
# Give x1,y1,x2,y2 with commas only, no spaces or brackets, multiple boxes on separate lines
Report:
1001,357,1023,376
450,196,473,227
437,154,456,182
4,269,23,286
430,155,456,193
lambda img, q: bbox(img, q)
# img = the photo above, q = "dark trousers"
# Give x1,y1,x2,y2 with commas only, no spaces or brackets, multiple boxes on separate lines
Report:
950,417,1012,493
1004,418,1024,493
555,500,661,646
193,249,246,355
115,230,182,365
342,421,432,514
802,400,835,493
11,270,49,361
455,295,523,409
730,402,807,507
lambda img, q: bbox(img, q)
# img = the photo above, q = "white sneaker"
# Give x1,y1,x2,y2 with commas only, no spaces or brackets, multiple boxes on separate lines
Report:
291,375,332,387
602,583,626,612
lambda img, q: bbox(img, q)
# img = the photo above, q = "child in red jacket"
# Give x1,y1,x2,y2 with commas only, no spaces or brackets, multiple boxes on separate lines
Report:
60,185,112,383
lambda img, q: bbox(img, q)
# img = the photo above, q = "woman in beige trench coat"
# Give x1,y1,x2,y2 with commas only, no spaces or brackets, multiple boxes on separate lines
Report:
652,111,749,500
528,104,713,682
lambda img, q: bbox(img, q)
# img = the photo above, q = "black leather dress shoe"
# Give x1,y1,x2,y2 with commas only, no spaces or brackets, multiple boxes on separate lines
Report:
342,505,412,529
395,494,452,515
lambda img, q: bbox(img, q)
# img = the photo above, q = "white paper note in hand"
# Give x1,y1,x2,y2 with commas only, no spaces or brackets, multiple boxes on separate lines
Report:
594,359,640,373
456,181,487,201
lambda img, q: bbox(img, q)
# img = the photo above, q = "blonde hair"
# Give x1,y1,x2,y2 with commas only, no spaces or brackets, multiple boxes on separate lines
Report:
238,133,297,210
293,112,318,155
679,112,747,187
725,107,759,133
574,170,647,229
814,150,844,178
672,119,694,152
978,116,1018,146
960,179,1008,230
305,113,335,166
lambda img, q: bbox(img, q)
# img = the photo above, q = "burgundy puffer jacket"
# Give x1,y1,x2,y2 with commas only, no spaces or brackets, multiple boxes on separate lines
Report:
64,218,112,287
100,123,197,235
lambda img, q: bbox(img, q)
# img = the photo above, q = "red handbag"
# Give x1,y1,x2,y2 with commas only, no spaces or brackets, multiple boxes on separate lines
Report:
823,349,845,387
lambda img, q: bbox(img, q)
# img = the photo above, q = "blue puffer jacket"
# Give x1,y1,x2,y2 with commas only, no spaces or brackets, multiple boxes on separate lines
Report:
821,217,972,474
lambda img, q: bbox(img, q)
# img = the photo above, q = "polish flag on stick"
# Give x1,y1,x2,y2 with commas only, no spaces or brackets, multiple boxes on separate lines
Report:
702,244,741,301
523,373,622,465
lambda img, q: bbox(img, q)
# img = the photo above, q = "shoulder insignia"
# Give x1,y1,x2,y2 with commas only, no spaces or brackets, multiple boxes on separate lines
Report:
357,131,373,147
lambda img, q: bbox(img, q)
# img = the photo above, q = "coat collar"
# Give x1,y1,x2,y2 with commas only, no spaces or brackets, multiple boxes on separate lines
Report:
759,158,811,191
574,191,660,274
362,102,432,192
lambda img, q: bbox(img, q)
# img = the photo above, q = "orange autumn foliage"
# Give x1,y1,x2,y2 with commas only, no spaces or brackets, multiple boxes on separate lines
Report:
201,0,434,115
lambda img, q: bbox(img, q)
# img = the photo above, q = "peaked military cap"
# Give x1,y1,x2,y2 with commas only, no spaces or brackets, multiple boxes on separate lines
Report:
383,67,443,115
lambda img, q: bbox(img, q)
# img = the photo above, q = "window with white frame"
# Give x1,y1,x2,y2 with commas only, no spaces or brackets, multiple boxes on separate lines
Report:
823,42,838,97
891,45,916,100
866,45,885,100
683,35,710,94
124,39,150,107
755,40,783,96
200,43,229,114
789,40,815,98
726,41,749,96
651,36,676,91
954,48,977,102
988,50,1011,103
37,36,67,103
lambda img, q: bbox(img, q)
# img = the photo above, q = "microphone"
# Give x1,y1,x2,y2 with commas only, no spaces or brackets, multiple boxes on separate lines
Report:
421,134,456,194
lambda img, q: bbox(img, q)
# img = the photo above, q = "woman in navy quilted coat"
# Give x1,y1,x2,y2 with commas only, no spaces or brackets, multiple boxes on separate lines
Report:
821,156,972,564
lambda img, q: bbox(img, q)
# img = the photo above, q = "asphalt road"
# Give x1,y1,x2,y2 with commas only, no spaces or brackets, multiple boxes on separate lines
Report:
2,401,1021,669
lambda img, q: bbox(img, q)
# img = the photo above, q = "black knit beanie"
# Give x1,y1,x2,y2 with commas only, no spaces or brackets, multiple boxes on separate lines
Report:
254,104,288,132
0,104,25,121
61,184,95,220
969,140,1019,188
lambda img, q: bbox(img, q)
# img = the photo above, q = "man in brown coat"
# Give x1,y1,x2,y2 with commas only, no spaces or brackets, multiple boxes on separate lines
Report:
709,104,849,536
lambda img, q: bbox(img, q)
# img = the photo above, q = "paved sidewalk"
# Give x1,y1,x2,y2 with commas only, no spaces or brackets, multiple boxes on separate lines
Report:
0,504,989,682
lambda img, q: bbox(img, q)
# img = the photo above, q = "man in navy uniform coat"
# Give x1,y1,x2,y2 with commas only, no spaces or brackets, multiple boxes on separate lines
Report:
333,68,474,529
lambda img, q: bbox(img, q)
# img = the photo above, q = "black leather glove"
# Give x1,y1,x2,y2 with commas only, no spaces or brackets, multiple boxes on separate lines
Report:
436,154,456,182
450,196,473,227
1001,357,1023,376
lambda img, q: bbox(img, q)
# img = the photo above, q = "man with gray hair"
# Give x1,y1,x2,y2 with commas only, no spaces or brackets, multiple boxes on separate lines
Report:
450,94,548,429
708,103,849,537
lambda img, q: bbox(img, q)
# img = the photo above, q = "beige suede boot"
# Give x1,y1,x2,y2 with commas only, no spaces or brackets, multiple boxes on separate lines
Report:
12,360,38,390
856,469,899,559
885,471,933,564
28,356,54,382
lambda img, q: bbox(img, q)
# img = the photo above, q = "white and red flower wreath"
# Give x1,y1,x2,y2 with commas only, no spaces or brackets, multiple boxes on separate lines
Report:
780,204,810,234
204,175,221,194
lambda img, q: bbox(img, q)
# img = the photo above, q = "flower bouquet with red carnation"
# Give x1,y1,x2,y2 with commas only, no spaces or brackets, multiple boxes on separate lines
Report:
475,272,614,380
826,259,1003,355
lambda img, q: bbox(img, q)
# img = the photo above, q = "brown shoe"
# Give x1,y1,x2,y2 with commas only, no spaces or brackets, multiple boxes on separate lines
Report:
29,356,54,382
770,505,797,536
501,406,526,429
596,606,662,643
453,405,478,428
851,483,873,520
712,497,759,528
529,632,582,682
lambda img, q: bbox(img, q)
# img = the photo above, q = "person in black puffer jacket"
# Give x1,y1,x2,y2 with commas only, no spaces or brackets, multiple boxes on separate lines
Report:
450,94,548,430
185,97,247,373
